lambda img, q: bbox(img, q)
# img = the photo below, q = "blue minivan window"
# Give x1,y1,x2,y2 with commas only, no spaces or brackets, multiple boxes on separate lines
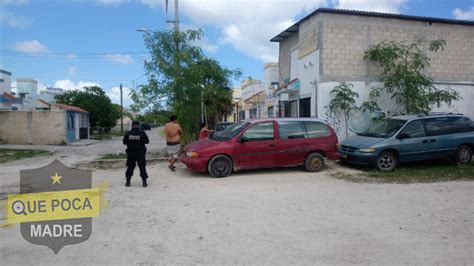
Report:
358,119,406,138
400,120,425,138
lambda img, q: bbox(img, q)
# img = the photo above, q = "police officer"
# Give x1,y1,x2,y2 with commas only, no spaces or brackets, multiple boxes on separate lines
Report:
123,121,150,187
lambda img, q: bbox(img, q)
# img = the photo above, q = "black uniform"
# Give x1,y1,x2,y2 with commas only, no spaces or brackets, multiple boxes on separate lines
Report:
123,128,150,181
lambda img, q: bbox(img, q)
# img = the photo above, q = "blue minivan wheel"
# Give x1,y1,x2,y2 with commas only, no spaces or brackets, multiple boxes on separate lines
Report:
455,145,472,164
376,152,398,171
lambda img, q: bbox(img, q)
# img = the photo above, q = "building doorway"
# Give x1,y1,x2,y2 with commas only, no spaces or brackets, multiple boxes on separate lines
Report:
299,97,311,117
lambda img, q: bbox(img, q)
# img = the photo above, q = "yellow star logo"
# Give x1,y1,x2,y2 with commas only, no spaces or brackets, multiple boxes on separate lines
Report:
51,172,62,184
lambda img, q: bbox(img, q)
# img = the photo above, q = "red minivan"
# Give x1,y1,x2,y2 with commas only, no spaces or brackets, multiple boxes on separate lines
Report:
181,118,340,177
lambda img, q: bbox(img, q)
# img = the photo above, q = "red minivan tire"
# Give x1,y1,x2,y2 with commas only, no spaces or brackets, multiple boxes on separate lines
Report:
305,153,325,172
208,155,233,178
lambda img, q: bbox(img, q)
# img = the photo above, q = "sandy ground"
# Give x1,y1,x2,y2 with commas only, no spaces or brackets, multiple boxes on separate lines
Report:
0,129,473,265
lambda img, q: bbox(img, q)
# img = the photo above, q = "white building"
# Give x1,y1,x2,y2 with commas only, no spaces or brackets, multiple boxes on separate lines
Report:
271,8,474,138
16,78,38,110
0,69,12,94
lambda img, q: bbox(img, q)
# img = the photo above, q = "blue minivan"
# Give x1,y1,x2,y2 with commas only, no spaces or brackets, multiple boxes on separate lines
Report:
339,113,474,171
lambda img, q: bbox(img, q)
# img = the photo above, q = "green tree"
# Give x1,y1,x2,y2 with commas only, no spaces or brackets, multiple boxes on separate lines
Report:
328,82,359,138
364,38,460,114
54,86,121,130
131,29,240,143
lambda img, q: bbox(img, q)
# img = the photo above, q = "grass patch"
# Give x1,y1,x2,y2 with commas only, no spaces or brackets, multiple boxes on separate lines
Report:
100,153,127,160
332,160,474,183
0,149,52,164
90,132,125,140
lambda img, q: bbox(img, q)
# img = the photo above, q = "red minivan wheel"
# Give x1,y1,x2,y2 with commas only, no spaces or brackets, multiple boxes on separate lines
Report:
305,153,325,172
208,155,233,178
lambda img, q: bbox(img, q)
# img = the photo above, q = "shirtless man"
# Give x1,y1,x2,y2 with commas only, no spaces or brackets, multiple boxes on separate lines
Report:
164,115,182,171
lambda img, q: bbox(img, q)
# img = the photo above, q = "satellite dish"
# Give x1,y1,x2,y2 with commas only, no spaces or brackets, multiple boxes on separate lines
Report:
347,108,385,133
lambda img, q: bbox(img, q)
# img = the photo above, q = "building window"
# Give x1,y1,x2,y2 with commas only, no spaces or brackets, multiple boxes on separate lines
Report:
239,110,245,120
250,108,258,119
299,98,311,117
268,107,274,118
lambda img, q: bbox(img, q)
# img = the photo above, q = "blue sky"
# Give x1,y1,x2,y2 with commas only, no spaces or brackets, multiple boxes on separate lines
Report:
1,0,473,108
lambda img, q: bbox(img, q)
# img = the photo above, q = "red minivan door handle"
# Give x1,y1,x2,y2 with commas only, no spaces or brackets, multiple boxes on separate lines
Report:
268,144,276,147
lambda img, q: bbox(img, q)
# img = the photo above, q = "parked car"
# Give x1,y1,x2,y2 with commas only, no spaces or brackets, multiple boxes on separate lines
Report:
141,123,151,131
339,113,474,171
214,122,234,132
181,118,340,177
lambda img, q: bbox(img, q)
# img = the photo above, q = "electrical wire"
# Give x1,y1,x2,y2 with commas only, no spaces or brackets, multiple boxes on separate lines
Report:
0,51,149,59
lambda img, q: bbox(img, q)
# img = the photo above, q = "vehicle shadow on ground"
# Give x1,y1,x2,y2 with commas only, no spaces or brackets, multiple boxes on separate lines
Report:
178,164,328,179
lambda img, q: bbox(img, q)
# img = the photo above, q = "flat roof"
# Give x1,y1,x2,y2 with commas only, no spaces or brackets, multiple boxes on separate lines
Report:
271,8,474,42
0,69,12,75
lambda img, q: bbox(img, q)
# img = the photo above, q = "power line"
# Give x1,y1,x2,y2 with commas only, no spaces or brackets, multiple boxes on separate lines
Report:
0,51,149,59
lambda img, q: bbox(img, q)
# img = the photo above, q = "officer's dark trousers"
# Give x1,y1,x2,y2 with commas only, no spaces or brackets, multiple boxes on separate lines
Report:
125,150,148,181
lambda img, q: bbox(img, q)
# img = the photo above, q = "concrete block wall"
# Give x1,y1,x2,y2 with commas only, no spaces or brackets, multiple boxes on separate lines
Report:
319,13,474,82
0,111,67,144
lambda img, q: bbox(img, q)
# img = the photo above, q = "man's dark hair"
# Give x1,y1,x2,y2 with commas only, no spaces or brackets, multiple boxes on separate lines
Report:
132,121,140,127
200,122,206,129
170,115,178,122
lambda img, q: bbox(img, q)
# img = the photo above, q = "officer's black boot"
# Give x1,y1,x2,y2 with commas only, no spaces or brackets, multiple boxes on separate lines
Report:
125,178,131,187
142,179,148,188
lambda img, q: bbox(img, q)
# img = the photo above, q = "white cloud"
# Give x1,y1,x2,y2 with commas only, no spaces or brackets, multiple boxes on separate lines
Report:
104,54,134,65
53,80,100,91
97,0,126,6
37,81,47,92
67,66,77,76
181,23,219,53
67,54,77,60
335,0,407,13
139,0,161,9
0,9,32,28
173,0,324,63
453,6,474,20
12,40,48,54
107,86,133,107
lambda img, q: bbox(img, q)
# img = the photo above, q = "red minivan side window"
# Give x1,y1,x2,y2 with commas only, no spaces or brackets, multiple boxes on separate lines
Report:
278,121,307,140
304,122,331,138
241,122,275,141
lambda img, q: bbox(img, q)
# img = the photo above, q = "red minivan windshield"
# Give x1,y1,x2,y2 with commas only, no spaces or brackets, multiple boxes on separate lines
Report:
211,121,250,141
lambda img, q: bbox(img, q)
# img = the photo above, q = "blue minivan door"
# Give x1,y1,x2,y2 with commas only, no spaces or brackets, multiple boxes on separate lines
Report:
396,120,430,162
424,117,471,159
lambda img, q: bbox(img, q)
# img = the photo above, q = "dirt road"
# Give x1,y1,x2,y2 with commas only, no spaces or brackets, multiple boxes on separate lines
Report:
0,128,473,264
1,161,473,265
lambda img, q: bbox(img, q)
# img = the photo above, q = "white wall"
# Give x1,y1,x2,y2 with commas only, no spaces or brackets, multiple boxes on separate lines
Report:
318,81,474,140
0,72,12,94
290,49,299,81
297,50,319,117
263,65,279,84
431,83,474,120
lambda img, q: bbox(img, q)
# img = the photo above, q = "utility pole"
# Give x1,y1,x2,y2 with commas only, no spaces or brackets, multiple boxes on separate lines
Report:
166,0,179,32
120,83,123,133
201,90,204,123
175,0,179,32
